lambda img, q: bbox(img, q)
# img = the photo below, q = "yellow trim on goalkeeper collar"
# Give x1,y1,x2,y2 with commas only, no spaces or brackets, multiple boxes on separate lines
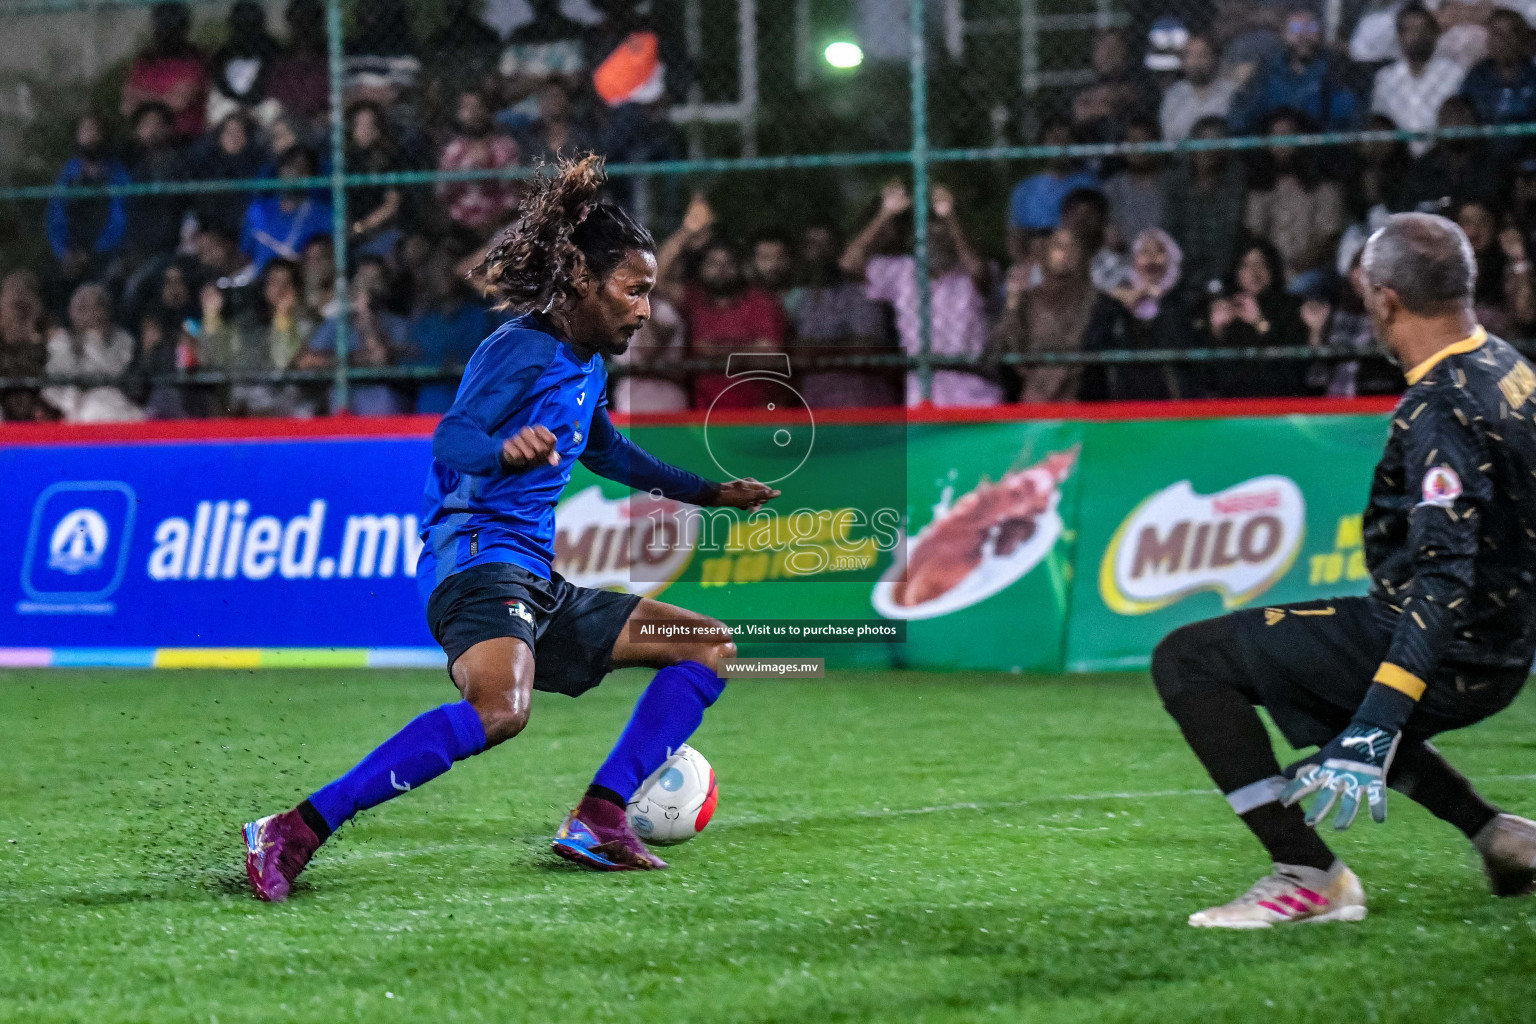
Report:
1374,662,1427,701
1405,327,1487,385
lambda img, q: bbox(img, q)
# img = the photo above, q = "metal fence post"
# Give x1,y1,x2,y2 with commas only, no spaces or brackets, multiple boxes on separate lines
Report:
910,0,933,403
326,0,351,414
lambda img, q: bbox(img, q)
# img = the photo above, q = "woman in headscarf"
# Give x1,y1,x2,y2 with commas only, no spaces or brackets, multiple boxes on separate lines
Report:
1205,239,1313,397
43,282,143,422
1081,228,1204,400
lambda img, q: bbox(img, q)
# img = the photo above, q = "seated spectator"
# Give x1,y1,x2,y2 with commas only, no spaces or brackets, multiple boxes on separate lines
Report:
1162,115,1247,293
136,259,201,336
1351,0,1494,69
1231,8,1358,133
510,82,594,165
1398,95,1507,212
423,0,504,101
749,231,797,304
123,259,201,419
267,0,330,126
1006,119,1098,261
438,90,521,236
784,223,898,409
1161,33,1240,142
187,111,266,241
1101,119,1167,251
994,226,1096,403
407,246,494,414
1335,114,1414,270
123,102,187,270
1059,188,1128,292
298,257,414,415
120,2,210,141
1458,8,1536,154
346,103,408,258
344,0,422,106
301,235,337,315
43,283,143,423
655,194,789,410
199,259,314,416
1081,229,1204,401
45,114,130,314
1456,198,1536,336
1071,27,1157,142
193,224,253,295
1306,250,1399,397
124,313,190,419
1372,4,1467,156
843,182,1001,408
1244,109,1345,291
240,146,331,271
498,0,588,121
208,0,282,127
610,295,690,414
0,271,59,422
1205,240,1314,397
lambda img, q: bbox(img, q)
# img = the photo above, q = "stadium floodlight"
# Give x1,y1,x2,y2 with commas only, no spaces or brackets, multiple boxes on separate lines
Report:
824,40,863,69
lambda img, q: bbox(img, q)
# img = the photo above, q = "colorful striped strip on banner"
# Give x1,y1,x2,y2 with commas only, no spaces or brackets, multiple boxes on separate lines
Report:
0,648,445,670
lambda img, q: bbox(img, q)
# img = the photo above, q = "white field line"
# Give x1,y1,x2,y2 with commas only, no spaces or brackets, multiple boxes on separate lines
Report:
319,773,1536,864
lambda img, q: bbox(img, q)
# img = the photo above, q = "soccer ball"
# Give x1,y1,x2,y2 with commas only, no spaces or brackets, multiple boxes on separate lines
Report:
626,745,717,846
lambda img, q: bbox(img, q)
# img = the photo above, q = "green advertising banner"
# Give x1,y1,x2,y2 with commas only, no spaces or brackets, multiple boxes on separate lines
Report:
1065,414,1389,671
557,418,1083,672
553,410,1393,675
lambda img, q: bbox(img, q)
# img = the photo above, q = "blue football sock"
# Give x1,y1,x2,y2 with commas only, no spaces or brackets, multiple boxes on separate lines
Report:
590,660,726,803
309,701,487,832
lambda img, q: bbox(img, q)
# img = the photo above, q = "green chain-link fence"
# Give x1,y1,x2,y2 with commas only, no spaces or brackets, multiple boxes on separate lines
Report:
3,0,1536,418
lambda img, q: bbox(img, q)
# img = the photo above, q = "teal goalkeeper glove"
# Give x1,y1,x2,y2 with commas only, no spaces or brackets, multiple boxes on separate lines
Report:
1281,723,1401,830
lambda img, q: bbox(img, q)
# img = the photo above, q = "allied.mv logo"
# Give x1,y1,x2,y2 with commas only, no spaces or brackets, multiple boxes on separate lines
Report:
20,481,137,614
48,508,111,575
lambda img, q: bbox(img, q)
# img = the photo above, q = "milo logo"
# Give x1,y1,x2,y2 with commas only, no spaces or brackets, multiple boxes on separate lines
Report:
1099,475,1305,615
553,486,696,596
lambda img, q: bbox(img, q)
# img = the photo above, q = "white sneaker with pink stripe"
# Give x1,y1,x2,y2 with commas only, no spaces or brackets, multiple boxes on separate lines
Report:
1189,862,1367,929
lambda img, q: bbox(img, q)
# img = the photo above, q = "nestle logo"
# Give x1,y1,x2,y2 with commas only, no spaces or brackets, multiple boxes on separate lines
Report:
1211,490,1281,515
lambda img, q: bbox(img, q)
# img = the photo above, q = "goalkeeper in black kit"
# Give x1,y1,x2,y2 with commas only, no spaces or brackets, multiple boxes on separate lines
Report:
1153,213,1536,928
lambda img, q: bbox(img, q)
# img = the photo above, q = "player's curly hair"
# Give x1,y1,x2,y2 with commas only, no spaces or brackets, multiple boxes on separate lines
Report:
475,154,654,313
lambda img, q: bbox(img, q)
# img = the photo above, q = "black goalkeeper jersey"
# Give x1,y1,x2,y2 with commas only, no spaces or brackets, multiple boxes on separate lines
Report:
1364,328,1536,695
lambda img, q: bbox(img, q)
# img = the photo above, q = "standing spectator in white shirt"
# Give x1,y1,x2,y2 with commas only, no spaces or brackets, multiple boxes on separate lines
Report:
1159,34,1240,142
1371,3,1467,155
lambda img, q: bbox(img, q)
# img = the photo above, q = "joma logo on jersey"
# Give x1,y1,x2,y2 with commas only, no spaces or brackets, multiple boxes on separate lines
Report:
505,600,534,625
1100,476,1306,615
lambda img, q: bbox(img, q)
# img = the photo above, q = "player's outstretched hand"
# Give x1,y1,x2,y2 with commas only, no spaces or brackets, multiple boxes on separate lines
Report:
1280,724,1401,831
712,478,781,512
499,425,560,471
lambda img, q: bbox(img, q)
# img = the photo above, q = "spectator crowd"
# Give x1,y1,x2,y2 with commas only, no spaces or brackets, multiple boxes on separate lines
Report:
7,0,1536,422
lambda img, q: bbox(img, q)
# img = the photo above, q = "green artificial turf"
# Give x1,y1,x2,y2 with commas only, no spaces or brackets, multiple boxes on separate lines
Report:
4,668,1536,1023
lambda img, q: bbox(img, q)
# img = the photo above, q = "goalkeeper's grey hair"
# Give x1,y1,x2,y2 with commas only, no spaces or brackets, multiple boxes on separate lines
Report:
1361,212,1476,315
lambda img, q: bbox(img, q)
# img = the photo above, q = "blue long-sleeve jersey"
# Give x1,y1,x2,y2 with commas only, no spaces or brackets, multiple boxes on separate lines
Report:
416,312,717,602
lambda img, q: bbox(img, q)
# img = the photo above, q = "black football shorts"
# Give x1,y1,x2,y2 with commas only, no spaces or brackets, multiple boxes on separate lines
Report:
1178,596,1527,748
425,562,643,697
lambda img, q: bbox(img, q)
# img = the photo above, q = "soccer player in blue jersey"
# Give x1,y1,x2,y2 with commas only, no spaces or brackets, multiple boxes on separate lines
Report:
243,157,778,900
